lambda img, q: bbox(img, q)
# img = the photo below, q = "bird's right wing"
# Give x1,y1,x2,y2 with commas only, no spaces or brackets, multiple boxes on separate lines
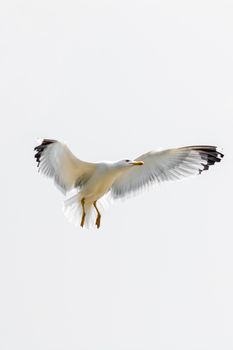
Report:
34,139,96,194
111,145,224,199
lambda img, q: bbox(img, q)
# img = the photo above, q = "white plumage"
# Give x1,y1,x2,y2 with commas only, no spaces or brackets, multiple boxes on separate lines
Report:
34,139,223,228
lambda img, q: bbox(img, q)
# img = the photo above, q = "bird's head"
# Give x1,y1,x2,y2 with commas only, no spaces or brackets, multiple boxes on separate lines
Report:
117,159,144,168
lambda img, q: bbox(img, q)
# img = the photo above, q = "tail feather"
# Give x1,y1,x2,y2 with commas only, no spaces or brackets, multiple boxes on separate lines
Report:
63,193,110,228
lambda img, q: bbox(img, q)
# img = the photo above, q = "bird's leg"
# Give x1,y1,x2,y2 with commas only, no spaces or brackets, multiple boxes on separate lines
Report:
93,201,101,229
80,198,86,228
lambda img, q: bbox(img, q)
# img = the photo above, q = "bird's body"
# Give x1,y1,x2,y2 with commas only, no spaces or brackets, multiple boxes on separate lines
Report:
34,139,223,228
80,163,124,203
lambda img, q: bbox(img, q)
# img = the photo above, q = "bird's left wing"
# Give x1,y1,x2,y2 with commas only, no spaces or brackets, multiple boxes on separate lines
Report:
34,139,96,194
111,145,223,199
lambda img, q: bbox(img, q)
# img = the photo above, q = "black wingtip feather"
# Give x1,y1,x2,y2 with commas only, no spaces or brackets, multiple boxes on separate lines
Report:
192,146,224,174
34,139,56,167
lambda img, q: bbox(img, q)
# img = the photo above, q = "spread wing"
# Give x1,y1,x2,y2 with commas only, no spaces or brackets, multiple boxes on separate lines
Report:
34,139,96,194
111,145,224,199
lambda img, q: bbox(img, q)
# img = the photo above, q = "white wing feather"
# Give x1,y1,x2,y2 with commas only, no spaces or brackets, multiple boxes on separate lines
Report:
34,139,96,194
111,146,223,198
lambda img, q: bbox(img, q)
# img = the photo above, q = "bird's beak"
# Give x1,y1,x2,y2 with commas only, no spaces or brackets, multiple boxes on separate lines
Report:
131,160,144,166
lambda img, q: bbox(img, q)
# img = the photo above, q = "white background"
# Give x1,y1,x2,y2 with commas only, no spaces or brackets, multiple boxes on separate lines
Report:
0,0,233,349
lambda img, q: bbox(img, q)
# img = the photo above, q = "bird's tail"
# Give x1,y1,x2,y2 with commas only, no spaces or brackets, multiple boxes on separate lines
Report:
63,192,110,228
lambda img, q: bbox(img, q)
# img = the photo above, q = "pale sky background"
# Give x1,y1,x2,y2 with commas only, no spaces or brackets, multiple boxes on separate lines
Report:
0,0,233,349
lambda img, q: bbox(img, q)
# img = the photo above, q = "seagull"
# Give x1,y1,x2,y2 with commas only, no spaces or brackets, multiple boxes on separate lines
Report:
34,139,223,228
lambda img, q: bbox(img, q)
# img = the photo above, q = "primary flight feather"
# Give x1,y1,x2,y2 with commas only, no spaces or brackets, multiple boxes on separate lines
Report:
34,139,223,228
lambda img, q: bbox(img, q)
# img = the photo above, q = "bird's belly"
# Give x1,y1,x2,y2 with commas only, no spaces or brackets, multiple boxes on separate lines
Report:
81,174,115,202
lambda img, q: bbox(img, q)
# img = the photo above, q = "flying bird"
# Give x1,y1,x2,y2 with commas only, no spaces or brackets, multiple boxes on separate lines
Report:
34,139,223,228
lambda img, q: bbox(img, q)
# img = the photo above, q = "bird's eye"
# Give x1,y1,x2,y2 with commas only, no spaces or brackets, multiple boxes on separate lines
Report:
125,160,130,162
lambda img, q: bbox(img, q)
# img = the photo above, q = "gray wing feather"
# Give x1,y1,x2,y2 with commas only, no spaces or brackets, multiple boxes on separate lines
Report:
111,145,223,199
34,139,96,194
